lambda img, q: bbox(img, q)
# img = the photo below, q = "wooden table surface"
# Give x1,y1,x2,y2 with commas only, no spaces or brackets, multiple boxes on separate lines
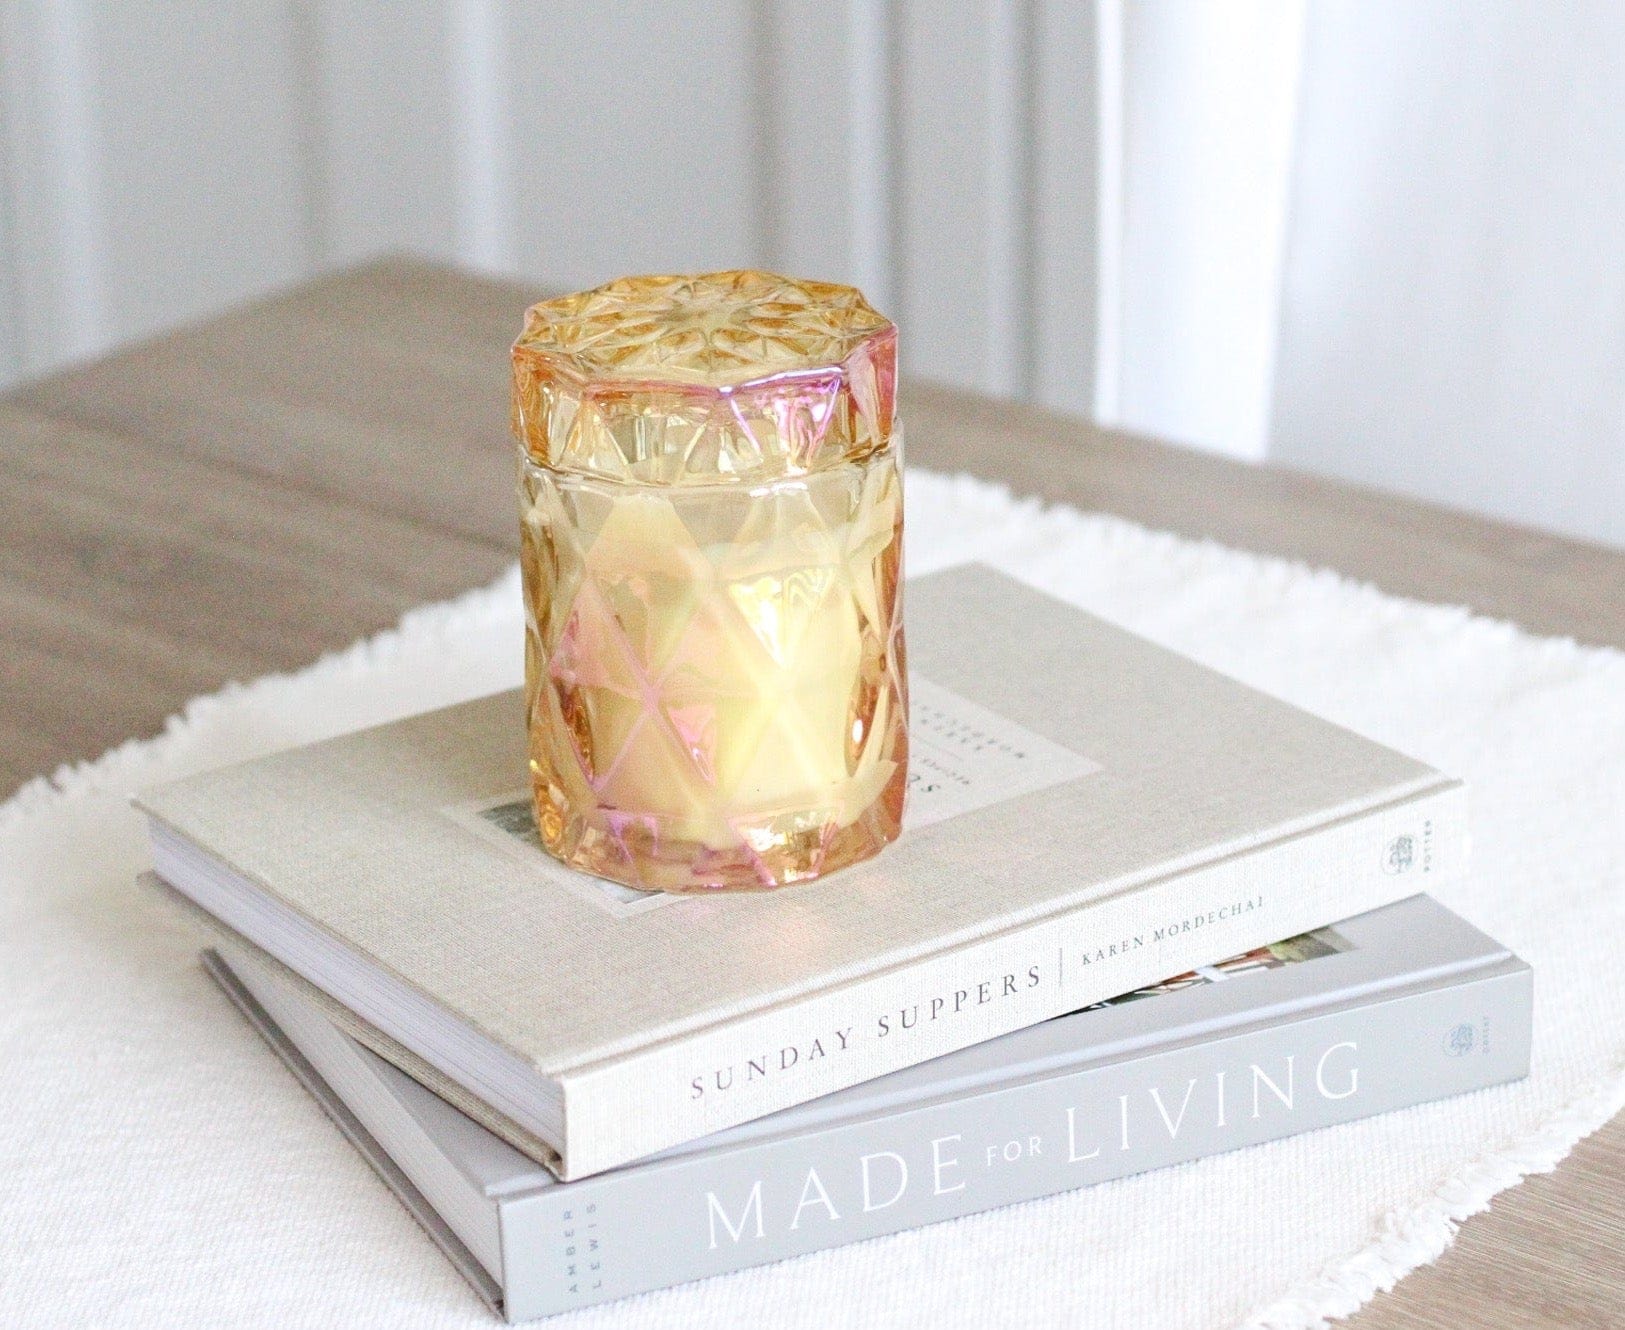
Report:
4,259,1620,1327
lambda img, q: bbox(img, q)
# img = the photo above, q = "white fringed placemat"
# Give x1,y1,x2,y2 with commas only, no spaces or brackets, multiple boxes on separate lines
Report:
3,471,1622,1329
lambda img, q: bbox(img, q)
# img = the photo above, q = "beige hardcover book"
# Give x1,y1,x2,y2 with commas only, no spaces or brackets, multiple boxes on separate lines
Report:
139,564,1466,1179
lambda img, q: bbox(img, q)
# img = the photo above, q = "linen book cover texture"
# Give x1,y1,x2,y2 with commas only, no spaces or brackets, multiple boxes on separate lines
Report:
138,565,1466,1176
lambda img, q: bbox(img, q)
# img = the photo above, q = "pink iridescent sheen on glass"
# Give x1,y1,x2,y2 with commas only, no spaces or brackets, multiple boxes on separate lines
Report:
512,271,908,893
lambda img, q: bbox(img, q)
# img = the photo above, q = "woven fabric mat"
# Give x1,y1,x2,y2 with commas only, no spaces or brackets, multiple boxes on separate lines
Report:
3,470,1622,1329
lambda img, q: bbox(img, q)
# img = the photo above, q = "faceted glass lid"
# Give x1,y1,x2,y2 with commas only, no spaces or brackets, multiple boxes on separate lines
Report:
512,271,897,485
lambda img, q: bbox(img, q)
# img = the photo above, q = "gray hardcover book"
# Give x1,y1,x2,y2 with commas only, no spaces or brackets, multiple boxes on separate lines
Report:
206,894,1529,1322
143,564,1467,1179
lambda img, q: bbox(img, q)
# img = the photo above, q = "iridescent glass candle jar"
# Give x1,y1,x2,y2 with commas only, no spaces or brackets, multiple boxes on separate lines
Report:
512,271,908,892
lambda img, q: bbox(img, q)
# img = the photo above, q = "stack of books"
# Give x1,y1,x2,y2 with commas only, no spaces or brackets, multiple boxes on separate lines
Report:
139,565,1529,1321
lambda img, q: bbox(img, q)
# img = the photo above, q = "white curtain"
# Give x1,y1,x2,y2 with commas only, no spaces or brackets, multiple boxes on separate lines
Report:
6,2,1620,547
1109,0,1625,548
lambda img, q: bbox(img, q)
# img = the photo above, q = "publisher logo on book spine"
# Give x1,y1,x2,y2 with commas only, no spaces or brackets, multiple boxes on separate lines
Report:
1383,834,1415,875
1444,1022,1477,1057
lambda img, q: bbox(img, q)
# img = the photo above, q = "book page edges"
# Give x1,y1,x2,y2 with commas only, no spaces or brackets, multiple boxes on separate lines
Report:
148,877,566,1177
200,950,509,1316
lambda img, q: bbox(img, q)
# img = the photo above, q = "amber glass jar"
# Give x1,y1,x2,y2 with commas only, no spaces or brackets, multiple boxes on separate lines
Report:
512,271,908,892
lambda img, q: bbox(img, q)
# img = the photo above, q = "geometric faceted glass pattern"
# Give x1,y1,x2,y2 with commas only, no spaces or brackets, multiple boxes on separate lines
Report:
513,270,897,485
513,272,907,892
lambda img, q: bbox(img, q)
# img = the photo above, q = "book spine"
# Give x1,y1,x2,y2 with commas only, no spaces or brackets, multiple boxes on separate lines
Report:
560,780,1468,1177
504,953,1529,1321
